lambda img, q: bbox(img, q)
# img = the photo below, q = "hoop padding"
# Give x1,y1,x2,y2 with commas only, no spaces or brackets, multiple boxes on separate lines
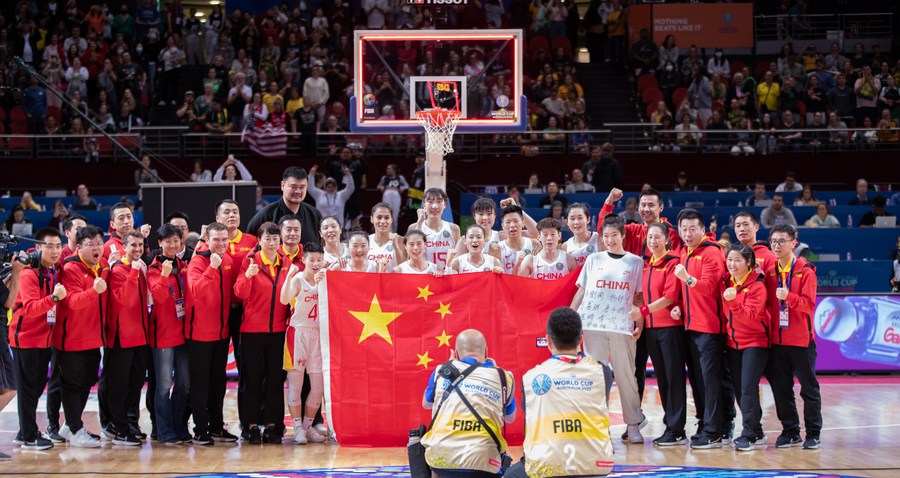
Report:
416,108,461,155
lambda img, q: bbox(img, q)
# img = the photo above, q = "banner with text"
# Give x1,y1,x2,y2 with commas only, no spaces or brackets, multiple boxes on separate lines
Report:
652,3,754,49
814,294,900,371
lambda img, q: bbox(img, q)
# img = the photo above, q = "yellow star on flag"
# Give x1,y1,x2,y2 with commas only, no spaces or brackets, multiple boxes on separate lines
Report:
416,284,434,302
349,295,403,345
435,302,453,320
435,330,453,348
416,351,434,369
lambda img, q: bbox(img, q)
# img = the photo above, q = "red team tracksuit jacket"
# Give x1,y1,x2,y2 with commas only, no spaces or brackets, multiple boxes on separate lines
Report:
185,251,234,342
9,265,59,349
147,256,189,349
106,260,150,348
680,241,726,334
771,257,818,347
53,257,109,351
233,253,290,334
641,253,683,329
719,270,771,349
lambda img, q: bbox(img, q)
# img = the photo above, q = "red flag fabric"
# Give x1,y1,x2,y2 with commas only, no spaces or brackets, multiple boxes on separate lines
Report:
242,123,287,158
320,269,580,447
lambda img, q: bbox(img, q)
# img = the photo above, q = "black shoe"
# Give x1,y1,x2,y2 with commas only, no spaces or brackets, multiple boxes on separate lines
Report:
129,428,147,441
100,424,117,441
192,432,214,445
263,426,282,444
211,429,238,442
690,421,705,441
112,433,142,446
240,426,251,441
46,425,64,443
755,432,767,443
776,432,802,448
150,432,158,441
733,436,755,451
247,426,262,445
22,436,54,451
720,422,735,445
13,431,23,445
690,433,723,449
803,436,820,449
653,431,688,446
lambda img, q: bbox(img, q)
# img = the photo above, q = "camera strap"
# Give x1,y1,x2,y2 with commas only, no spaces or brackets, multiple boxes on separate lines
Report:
451,369,507,454
429,361,480,430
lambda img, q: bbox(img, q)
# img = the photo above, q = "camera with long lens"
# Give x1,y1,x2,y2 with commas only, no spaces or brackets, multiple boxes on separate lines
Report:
0,232,43,281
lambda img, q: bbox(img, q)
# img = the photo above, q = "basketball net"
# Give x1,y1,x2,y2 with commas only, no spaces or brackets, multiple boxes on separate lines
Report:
415,108,460,156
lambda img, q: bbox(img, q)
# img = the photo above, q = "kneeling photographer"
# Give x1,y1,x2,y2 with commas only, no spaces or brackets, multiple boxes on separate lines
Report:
412,329,516,478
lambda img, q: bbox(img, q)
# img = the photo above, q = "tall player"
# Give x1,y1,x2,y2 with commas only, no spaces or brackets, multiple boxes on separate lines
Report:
408,188,459,271
519,218,576,280
498,205,541,275
280,243,328,445
571,216,648,444
564,203,601,267
369,203,406,271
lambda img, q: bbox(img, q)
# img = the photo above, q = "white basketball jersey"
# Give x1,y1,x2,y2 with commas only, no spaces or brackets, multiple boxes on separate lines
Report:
456,254,497,274
368,234,398,271
423,220,456,268
342,260,378,272
482,230,501,253
531,250,570,280
564,232,600,267
289,275,319,328
397,261,438,275
499,239,533,274
323,243,350,267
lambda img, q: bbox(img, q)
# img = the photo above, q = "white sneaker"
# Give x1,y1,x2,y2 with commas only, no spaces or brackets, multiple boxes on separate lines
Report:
313,424,329,436
626,424,644,444
306,427,326,443
70,428,101,448
59,424,73,441
292,426,307,445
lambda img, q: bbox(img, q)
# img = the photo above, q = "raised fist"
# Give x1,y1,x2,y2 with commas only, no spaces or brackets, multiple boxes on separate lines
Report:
499,198,514,208
723,287,737,302
417,208,426,222
161,260,173,277
313,269,326,284
93,277,107,294
209,253,223,269
288,264,300,276
606,188,623,204
673,264,689,282
53,283,67,301
140,224,152,238
131,258,144,270
670,306,681,320
108,249,122,264
245,262,260,278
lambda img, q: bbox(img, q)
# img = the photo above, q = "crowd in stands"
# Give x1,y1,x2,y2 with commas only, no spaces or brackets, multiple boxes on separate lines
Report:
637,35,900,154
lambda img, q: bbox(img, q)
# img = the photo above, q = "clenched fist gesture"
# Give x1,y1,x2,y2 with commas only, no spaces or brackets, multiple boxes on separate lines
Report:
93,277,107,294
209,253,223,269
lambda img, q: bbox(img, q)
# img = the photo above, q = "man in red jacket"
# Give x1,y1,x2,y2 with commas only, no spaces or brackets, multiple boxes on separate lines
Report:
59,215,87,263
186,221,237,445
104,231,150,446
234,222,290,444
278,214,304,268
9,227,65,451
672,209,726,449
147,224,192,444
102,202,151,261
768,224,821,450
55,225,108,448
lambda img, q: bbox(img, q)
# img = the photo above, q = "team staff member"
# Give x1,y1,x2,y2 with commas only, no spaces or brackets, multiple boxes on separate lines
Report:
571,216,647,444
102,202,151,260
641,222,688,446
280,243,328,445
9,227,64,451
145,212,195,264
147,224,192,444
672,209,726,449
278,214,305,268
48,215,86,442
1,255,25,458
55,225,109,448
421,329,516,477
248,166,323,246
104,231,151,446
186,222,237,444
234,222,291,444
768,224,821,450
505,307,614,478
719,243,770,452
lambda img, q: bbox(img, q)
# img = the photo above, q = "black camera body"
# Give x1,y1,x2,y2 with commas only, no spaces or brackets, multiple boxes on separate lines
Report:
0,232,43,281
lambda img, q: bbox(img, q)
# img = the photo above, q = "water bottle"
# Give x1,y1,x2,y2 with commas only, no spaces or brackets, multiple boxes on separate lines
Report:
728,214,735,226
715,199,720,208
668,199,673,208
847,214,853,228
738,200,744,207
830,198,837,207
815,297,900,365
846,252,852,261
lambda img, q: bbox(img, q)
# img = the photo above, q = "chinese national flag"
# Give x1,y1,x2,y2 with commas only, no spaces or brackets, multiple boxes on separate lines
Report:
320,270,580,447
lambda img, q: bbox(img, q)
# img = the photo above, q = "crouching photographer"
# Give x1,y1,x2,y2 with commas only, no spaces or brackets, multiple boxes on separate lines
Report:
410,329,516,478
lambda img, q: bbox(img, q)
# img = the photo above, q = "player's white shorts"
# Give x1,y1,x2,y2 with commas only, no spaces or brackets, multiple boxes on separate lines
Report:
283,325,322,373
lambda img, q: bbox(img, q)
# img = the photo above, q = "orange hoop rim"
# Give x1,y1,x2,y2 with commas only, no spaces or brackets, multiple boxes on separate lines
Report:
415,108,461,128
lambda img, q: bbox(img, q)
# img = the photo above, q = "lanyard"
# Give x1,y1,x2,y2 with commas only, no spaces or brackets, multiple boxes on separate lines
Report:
551,353,584,364
777,256,796,295
168,267,185,299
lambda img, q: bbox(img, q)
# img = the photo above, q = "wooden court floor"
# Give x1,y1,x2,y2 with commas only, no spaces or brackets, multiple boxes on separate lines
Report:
2,376,898,477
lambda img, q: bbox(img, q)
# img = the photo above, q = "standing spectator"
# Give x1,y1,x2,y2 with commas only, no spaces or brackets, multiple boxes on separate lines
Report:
803,75,827,125
760,194,798,227
112,5,136,44
777,110,804,151
302,65,329,126
827,112,850,148
588,143,624,192
658,35,679,69
22,77,47,134
227,73,253,130
377,164,409,231
307,165,355,226
879,75,900,120
115,52,143,101
158,36,185,106
828,74,856,124
855,65,881,126
756,71,780,118
247,167,323,247
135,0,161,39
292,96,319,154
363,0,389,28
213,156,253,182
687,70,713,126
606,0,626,65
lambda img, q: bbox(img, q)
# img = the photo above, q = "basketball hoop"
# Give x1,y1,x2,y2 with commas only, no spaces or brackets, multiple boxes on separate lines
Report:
415,108,460,155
